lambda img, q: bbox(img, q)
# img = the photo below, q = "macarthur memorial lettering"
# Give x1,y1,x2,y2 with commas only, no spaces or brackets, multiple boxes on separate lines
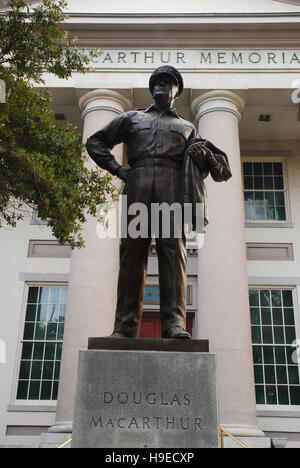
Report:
89,49,300,69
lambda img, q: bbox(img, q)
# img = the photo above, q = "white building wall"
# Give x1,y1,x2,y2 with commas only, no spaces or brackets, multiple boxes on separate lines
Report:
0,215,70,447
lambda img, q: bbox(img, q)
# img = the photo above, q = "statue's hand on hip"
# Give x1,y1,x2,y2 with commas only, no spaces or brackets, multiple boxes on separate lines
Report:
116,167,132,182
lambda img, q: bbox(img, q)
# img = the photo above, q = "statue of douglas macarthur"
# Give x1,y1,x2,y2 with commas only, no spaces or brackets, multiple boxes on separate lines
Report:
86,66,232,340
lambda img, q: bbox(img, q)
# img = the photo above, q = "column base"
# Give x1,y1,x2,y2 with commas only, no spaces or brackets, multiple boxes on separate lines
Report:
48,423,73,434
222,424,265,438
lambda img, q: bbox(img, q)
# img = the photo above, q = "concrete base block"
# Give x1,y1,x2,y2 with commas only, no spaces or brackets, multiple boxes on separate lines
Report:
39,433,72,449
72,339,219,448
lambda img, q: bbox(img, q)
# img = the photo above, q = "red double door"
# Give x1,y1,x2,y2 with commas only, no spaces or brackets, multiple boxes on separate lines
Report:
139,315,193,339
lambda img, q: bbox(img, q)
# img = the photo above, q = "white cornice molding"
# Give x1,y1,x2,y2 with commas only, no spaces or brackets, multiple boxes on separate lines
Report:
273,0,300,6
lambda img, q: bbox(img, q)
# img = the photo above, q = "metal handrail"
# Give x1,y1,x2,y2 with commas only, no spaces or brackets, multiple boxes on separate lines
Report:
220,427,248,448
58,437,72,449
57,430,248,449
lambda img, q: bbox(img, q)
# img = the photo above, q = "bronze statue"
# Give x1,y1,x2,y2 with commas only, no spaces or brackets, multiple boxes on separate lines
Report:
86,66,231,339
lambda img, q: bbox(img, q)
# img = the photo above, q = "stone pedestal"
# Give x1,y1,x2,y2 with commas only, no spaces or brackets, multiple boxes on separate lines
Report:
72,339,218,448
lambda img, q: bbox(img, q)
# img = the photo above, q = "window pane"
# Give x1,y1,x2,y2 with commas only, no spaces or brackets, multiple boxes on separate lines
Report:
33,342,44,360
263,163,273,176
19,361,31,380
48,304,59,322
261,308,271,325
288,367,300,385
21,343,33,360
244,177,254,190
283,291,293,307
290,387,300,405
255,206,265,220
274,177,284,190
58,324,64,341
274,163,283,175
46,323,57,341
50,287,61,304
265,366,276,384
275,192,285,206
275,207,286,221
266,206,275,220
275,347,286,365
278,386,289,405
254,176,263,190
249,290,259,307
59,305,66,323
251,308,260,325
28,287,39,304
255,192,264,206
286,328,296,345
252,326,262,344
52,382,59,400
276,366,288,385
260,290,271,307
254,366,264,384
272,291,282,307
36,305,48,322
253,346,263,364
45,343,56,360
17,381,29,400
61,288,68,305
284,309,295,326
263,346,274,364
265,192,275,206
42,361,54,380
26,305,37,322
286,347,295,365
34,323,46,341
266,386,277,404
263,327,273,344
255,386,265,404
264,177,274,190
254,163,263,175
41,381,52,400
274,327,285,345
54,362,61,380
273,308,283,326
29,381,40,400
243,163,253,175
39,287,49,304
31,361,42,380
23,323,35,340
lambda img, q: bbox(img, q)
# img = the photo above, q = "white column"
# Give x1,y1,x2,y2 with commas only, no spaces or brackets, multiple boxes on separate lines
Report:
192,91,264,437
54,90,132,429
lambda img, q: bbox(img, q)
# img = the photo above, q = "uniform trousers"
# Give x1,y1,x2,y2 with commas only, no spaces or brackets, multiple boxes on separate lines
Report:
113,159,187,337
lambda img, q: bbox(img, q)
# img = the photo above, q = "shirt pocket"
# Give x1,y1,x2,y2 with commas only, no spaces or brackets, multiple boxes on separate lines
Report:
170,123,187,140
129,120,152,134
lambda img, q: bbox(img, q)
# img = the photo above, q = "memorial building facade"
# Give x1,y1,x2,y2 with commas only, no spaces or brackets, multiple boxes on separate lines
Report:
1,0,300,448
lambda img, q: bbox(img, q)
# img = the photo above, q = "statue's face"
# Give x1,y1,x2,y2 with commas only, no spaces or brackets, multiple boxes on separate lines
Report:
152,74,179,105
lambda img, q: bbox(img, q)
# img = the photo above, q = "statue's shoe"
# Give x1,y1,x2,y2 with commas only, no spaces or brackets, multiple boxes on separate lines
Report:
162,327,192,340
110,332,128,338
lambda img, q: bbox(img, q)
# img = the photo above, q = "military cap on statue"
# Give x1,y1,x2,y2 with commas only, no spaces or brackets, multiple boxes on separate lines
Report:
149,66,184,96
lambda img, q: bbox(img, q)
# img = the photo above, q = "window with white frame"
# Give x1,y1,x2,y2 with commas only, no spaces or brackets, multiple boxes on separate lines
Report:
249,288,300,406
16,285,67,401
243,161,287,222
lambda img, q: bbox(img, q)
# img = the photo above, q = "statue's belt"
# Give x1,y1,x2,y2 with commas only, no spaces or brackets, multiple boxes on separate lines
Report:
131,158,182,170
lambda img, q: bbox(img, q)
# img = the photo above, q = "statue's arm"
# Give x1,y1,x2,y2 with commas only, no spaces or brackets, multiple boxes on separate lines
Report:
85,113,129,176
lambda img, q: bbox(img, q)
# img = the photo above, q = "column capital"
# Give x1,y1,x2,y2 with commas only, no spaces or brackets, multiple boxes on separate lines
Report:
79,89,132,120
191,90,246,123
